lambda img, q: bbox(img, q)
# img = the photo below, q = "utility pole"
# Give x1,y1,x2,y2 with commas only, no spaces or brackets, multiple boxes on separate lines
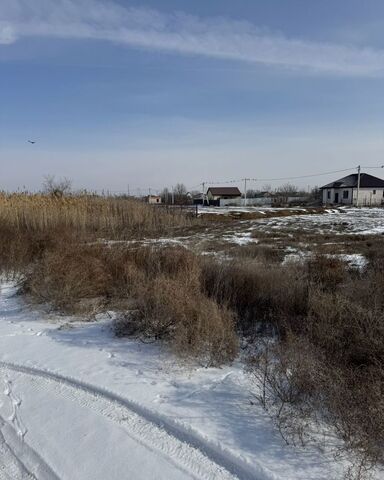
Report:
243,178,250,206
356,165,361,207
171,186,175,205
202,182,205,206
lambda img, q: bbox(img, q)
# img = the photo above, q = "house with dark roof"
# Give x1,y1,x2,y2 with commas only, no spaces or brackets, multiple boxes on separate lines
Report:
206,187,242,206
320,173,384,206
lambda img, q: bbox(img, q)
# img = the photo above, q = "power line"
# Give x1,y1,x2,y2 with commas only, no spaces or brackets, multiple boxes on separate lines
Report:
251,167,355,182
200,167,356,186
360,165,384,169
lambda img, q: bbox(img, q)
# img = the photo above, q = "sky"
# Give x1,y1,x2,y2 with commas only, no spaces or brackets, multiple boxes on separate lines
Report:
1,0,384,194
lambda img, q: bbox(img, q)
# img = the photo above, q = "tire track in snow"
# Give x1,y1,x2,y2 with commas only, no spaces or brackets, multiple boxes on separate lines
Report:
0,427,34,480
0,362,263,480
0,415,59,480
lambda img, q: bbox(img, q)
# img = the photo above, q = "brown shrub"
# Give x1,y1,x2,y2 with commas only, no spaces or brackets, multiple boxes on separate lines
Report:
23,244,110,313
247,335,325,446
307,289,384,367
129,245,200,283
248,269,384,476
132,274,238,365
323,365,384,470
201,259,308,333
307,255,346,291
248,332,384,478
234,244,284,262
20,241,238,365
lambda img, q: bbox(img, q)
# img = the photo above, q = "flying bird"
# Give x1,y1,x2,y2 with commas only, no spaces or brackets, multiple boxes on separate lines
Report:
27,140,36,144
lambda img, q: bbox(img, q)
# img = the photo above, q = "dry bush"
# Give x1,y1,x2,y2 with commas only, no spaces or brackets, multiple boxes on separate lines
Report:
128,245,200,281
234,244,284,262
131,274,238,365
247,269,384,478
23,244,110,313
0,225,73,273
108,246,238,365
324,365,384,474
307,255,346,291
307,289,384,367
247,335,324,447
307,289,384,467
21,241,238,365
248,332,384,478
201,259,308,333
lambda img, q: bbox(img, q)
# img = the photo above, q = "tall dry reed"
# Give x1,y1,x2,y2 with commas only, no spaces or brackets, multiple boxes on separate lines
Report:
0,193,191,238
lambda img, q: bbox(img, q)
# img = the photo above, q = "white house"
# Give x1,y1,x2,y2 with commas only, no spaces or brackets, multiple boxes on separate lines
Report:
206,187,242,206
320,173,384,206
146,195,162,204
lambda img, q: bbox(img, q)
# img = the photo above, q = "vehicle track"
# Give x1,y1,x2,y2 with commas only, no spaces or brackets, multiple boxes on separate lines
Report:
0,362,261,480
0,414,59,480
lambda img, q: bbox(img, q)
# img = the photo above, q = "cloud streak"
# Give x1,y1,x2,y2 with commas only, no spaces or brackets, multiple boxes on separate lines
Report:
2,0,384,76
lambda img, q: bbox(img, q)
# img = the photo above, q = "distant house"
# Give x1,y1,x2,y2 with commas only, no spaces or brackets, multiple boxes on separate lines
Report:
320,173,384,206
146,195,162,205
192,193,204,205
206,187,242,206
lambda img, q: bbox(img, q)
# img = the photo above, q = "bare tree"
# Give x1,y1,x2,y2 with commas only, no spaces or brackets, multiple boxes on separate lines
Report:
262,183,272,193
43,175,72,198
173,183,188,204
160,187,170,204
276,183,298,196
246,189,258,198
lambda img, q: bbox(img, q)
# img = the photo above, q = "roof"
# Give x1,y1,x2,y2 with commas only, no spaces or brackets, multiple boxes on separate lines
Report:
320,173,384,189
207,187,241,196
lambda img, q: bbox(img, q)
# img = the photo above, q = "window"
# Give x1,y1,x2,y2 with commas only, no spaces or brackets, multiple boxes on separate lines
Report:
327,190,331,199
343,190,349,199
373,190,376,195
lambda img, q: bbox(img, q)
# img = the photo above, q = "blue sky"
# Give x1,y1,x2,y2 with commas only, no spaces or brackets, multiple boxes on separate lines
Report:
1,0,384,193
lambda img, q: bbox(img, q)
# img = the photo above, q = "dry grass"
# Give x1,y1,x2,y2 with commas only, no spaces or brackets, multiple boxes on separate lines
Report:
201,259,308,333
23,244,110,313
21,242,238,366
0,193,191,238
242,255,384,478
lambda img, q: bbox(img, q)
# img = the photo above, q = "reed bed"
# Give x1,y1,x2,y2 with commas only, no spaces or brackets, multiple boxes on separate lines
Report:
0,193,191,238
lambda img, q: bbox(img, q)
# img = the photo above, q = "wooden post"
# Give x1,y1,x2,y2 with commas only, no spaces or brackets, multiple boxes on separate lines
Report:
356,165,361,207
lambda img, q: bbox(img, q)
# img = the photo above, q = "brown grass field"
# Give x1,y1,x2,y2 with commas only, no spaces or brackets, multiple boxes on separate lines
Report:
1,193,383,477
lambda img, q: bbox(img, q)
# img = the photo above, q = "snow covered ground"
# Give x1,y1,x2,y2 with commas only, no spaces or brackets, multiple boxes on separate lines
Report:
198,207,307,216
254,207,384,235
0,282,354,480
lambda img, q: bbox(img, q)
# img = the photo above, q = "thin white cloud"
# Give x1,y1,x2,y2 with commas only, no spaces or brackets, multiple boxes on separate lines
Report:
2,0,384,76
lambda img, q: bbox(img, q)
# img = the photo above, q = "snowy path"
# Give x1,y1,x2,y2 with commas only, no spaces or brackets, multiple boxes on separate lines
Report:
0,361,252,480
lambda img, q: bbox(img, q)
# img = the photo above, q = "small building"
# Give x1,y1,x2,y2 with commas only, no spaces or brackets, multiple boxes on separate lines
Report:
192,193,204,205
320,173,384,206
206,187,242,206
146,195,162,204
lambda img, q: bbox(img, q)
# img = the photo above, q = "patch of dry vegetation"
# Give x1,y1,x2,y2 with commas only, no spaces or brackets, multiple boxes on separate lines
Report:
0,193,234,365
0,193,191,239
1,193,383,474
198,243,384,477
22,243,238,366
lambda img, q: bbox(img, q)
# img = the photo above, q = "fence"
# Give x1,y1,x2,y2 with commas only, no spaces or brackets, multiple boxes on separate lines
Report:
152,204,199,217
